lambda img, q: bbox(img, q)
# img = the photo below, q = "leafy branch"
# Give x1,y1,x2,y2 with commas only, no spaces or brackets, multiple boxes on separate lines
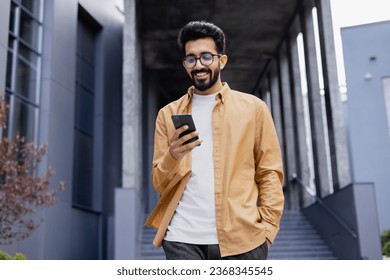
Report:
0,94,65,245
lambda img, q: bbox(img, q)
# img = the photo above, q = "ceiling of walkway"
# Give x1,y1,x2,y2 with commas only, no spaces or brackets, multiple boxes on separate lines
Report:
138,0,302,104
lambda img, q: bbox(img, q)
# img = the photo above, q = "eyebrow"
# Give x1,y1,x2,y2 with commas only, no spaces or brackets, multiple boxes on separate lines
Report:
184,51,213,57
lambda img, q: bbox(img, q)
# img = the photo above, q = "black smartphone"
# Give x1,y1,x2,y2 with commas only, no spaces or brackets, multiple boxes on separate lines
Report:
171,114,200,145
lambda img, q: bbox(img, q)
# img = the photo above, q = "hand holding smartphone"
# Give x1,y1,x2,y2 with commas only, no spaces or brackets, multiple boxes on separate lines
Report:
171,114,200,145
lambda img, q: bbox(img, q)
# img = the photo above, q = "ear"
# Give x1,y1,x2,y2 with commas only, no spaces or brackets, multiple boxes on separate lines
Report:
220,54,228,69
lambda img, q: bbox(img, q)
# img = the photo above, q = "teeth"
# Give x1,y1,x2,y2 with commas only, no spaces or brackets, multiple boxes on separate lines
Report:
195,72,208,77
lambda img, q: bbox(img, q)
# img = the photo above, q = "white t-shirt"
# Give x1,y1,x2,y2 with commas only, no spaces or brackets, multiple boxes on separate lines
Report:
164,93,218,244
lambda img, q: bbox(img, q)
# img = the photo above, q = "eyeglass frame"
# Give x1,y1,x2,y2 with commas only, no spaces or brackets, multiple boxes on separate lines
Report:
182,52,222,69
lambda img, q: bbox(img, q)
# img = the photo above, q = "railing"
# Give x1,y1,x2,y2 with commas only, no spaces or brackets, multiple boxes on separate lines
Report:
290,173,358,239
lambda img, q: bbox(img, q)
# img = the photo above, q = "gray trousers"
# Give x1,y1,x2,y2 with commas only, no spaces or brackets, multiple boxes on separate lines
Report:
162,240,268,260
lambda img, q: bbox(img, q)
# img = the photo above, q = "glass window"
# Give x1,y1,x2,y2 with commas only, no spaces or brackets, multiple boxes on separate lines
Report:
19,10,40,50
75,84,94,136
77,20,95,64
76,58,95,91
383,77,390,142
73,131,94,208
11,97,37,141
5,0,43,142
15,57,37,100
19,42,39,65
0,94,12,138
21,0,42,18
6,50,13,89
73,9,100,211
8,34,15,49
9,3,17,35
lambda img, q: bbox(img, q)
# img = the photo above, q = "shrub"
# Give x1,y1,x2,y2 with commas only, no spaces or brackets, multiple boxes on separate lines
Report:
0,250,11,260
14,252,27,260
381,230,390,257
0,250,26,260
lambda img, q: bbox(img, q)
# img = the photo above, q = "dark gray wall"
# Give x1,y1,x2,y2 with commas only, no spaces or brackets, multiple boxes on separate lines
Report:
342,21,390,233
303,183,382,259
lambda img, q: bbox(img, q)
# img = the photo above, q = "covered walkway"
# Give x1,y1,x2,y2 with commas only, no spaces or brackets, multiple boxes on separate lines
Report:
119,0,381,259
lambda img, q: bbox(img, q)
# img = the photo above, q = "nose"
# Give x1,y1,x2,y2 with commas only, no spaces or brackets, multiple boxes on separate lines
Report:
193,58,206,70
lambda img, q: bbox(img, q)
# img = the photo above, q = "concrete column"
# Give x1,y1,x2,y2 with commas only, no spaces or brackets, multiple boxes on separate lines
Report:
269,65,286,191
262,83,272,109
145,71,159,213
279,44,299,209
115,0,143,260
123,0,142,191
288,29,315,207
114,188,142,259
316,0,351,190
0,0,11,91
300,3,331,198
270,65,284,154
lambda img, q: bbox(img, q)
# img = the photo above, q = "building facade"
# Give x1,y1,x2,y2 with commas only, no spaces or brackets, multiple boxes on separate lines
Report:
0,0,123,259
342,20,390,234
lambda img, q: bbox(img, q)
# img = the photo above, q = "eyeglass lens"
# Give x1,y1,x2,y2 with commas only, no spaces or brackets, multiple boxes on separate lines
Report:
184,53,214,68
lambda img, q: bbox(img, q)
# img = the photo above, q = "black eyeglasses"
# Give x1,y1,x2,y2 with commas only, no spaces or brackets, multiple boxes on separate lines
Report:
182,53,222,69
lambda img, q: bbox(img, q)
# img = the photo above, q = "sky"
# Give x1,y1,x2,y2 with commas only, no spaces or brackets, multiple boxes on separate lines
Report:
330,0,390,86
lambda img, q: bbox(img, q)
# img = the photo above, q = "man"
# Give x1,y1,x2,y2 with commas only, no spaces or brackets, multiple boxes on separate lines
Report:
145,21,284,260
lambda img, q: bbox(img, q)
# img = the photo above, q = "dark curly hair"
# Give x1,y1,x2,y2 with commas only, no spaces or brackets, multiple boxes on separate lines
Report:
177,21,226,55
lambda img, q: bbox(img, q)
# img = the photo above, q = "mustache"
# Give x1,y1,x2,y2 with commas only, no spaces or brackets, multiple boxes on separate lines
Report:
191,69,211,76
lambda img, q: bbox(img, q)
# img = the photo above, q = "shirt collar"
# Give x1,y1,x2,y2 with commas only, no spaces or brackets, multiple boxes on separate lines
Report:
187,82,230,104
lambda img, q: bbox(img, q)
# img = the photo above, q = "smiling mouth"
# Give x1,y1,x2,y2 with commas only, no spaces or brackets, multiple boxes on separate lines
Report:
192,70,210,79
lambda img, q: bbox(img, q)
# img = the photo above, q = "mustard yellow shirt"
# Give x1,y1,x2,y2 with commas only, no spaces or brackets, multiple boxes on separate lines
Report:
145,82,284,257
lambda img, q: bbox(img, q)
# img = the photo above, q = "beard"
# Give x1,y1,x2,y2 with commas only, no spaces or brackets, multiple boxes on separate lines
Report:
191,67,220,91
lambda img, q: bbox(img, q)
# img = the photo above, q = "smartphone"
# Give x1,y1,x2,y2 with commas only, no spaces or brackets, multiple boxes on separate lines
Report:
171,114,200,145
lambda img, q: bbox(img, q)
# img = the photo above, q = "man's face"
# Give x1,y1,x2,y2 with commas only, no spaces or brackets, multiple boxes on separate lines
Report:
183,37,227,94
